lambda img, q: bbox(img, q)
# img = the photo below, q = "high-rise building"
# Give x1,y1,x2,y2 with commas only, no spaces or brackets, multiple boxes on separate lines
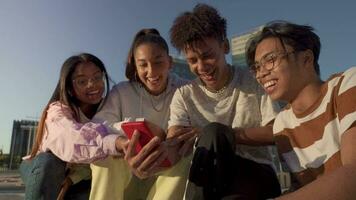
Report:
8,120,38,169
171,56,195,80
231,26,264,68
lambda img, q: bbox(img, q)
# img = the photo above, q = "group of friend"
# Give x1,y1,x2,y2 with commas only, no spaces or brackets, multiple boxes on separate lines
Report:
19,3,356,200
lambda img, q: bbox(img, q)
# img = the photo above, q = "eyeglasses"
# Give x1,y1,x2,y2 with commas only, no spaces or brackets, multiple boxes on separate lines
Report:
250,51,296,75
72,73,105,88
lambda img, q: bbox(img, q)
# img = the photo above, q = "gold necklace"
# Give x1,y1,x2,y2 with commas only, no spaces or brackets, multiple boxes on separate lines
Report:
204,65,233,95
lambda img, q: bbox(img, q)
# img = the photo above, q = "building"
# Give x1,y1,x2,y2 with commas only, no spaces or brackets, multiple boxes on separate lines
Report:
171,56,195,80
8,120,38,169
231,26,264,68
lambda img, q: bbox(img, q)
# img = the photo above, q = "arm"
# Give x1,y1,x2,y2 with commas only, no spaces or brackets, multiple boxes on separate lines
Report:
166,89,198,164
234,123,275,146
276,126,356,200
43,102,125,163
166,125,197,164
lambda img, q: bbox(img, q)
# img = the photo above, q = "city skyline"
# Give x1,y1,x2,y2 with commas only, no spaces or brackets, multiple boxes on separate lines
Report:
1,0,356,153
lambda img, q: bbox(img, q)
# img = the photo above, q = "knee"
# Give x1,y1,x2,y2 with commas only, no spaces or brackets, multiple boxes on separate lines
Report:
201,122,235,143
201,122,229,139
33,153,66,175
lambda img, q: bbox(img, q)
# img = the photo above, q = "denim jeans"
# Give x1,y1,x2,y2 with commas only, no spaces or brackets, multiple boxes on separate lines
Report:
20,152,66,200
20,152,91,200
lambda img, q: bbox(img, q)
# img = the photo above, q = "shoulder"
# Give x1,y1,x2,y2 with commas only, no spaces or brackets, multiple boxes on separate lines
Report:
175,77,200,95
273,105,294,133
112,81,132,90
325,66,356,96
110,81,138,94
47,101,74,120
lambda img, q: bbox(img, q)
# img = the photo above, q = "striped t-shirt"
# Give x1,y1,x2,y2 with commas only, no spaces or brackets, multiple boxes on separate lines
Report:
273,67,356,187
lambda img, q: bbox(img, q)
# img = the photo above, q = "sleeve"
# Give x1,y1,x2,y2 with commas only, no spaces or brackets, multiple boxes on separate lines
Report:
92,85,127,137
257,85,281,126
168,88,191,128
68,164,92,184
42,103,120,163
336,67,356,134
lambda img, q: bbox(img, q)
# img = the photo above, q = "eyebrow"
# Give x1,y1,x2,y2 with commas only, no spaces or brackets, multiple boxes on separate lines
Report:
185,48,213,60
256,51,276,62
73,70,102,78
136,54,164,62
200,48,213,57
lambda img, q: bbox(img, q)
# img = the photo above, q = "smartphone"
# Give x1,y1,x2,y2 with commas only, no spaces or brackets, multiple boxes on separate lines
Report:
121,121,171,167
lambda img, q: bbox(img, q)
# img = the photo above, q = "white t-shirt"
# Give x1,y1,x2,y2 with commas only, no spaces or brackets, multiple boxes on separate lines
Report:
168,66,280,164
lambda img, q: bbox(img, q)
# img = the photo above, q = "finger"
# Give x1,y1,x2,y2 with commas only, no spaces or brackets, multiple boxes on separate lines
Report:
125,130,140,160
168,127,193,138
165,129,195,146
176,129,197,143
134,149,164,179
179,135,197,156
137,145,164,172
147,150,169,172
164,137,181,146
129,136,161,168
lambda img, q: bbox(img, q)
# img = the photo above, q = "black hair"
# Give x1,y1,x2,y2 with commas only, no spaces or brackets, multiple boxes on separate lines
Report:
170,3,227,51
125,28,169,82
246,20,321,75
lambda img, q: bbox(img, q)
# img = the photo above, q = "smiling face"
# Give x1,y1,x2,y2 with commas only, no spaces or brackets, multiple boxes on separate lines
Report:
71,62,105,109
254,37,306,102
134,42,172,95
184,37,229,91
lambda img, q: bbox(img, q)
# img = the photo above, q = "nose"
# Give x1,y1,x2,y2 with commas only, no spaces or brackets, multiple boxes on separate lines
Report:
147,64,154,76
86,79,95,88
146,63,157,77
196,59,209,73
255,66,270,79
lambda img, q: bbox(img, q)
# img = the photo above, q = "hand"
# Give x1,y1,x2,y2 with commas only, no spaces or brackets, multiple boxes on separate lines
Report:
115,136,129,154
177,127,200,157
56,177,73,200
165,126,200,163
145,120,166,139
124,130,167,179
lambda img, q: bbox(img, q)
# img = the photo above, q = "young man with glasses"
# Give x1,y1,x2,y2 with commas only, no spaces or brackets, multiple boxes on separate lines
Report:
166,4,281,199
245,21,356,199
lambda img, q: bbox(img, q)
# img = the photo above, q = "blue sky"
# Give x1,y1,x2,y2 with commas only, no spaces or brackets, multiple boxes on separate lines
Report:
0,0,355,153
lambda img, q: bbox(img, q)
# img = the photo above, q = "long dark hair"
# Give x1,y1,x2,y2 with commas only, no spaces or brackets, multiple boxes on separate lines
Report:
30,53,110,158
125,28,169,82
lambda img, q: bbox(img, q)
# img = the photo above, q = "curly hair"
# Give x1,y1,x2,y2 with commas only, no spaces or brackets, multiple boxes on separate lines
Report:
170,3,227,51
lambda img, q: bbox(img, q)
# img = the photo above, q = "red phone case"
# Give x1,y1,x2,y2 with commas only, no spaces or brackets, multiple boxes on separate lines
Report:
121,121,171,167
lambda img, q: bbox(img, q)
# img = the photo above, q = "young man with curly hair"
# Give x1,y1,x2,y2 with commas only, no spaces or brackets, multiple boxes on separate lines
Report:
167,4,281,199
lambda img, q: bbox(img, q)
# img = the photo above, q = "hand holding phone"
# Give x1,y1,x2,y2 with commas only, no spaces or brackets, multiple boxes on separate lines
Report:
121,120,171,167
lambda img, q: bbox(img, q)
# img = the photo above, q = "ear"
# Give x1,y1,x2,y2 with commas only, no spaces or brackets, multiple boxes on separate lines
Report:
303,49,314,69
223,38,230,54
